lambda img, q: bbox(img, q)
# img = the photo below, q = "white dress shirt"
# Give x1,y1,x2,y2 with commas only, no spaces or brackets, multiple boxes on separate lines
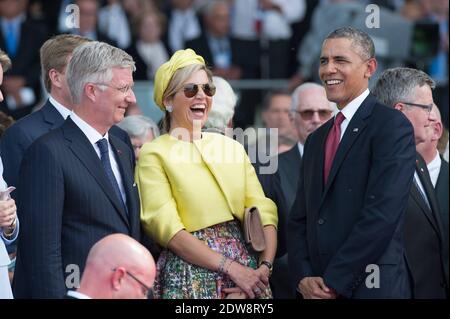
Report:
67,290,92,299
49,95,72,119
338,89,370,140
427,150,442,188
69,112,127,205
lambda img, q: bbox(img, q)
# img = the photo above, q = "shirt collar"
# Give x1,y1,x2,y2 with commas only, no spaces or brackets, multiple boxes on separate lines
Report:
427,150,442,187
49,96,72,120
70,111,109,146
67,290,92,299
297,142,304,157
339,89,370,123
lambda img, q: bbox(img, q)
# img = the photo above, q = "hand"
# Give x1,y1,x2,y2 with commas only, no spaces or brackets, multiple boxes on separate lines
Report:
298,277,337,299
223,287,248,299
226,261,268,299
0,198,16,229
255,265,270,285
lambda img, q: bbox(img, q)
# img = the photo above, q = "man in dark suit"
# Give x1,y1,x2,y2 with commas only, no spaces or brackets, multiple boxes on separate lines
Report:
0,0,48,119
416,104,449,259
374,71,448,298
257,84,334,299
288,27,416,299
13,41,141,298
0,34,133,192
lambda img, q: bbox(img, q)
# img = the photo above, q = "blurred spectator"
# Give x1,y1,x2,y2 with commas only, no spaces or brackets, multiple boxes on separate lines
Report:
116,115,159,160
186,0,245,81
0,48,18,300
203,75,237,134
424,0,448,129
126,10,169,80
230,0,306,78
98,0,131,48
67,234,156,299
0,0,47,119
261,89,298,154
164,0,201,53
69,0,116,45
0,111,13,138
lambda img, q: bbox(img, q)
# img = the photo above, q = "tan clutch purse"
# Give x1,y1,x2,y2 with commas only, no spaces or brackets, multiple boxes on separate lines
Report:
243,207,266,252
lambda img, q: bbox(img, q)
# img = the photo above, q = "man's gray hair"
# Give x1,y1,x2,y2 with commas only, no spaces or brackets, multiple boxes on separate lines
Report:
204,76,237,130
325,26,375,60
291,82,328,113
202,0,228,17
116,115,160,140
66,41,136,104
372,67,435,107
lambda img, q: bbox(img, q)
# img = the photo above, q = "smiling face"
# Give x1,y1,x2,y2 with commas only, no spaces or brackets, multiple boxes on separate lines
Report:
90,67,136,133
319,38,376,109
165,69,213,133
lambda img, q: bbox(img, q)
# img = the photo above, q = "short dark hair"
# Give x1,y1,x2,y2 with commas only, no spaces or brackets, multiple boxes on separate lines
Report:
325,26,375,60
261,89,292,111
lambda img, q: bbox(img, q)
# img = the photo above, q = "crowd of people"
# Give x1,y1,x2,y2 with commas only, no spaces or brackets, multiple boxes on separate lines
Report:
0,0,448,300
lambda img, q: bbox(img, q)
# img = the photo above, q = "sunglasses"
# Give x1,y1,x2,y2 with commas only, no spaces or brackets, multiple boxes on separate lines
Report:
293,110,333,120
182,83,216,98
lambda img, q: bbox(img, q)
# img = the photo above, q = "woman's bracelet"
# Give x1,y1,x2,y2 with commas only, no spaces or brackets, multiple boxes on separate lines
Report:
218,255,228,273
223,259,234,275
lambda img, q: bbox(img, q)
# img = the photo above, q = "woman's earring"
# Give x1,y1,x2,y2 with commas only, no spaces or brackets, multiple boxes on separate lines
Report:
166,105,173,113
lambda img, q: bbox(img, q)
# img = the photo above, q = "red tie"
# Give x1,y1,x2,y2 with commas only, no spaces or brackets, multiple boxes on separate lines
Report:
324,112,345,185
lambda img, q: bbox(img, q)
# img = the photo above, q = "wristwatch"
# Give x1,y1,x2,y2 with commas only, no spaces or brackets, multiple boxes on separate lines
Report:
259,260,273,276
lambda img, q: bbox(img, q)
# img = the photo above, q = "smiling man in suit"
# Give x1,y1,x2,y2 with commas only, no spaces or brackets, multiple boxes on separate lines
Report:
373,68,448,298
0,34,133,193
288,27,416,299
13,41,141,298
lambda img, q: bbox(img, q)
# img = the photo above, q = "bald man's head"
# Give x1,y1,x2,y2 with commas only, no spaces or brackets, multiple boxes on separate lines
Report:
78,234,156,299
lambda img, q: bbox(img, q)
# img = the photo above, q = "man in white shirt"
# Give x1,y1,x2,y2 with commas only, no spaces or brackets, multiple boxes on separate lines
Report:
288,27,416,299
13,41,141,298
373,67,448,298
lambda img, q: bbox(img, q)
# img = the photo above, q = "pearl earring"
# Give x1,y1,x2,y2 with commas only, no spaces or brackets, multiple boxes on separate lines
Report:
166,105,173,113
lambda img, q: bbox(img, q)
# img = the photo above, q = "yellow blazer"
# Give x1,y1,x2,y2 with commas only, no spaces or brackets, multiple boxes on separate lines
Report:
136,132,277,247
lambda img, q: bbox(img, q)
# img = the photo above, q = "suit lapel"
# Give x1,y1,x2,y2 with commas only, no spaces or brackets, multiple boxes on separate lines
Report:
109,136,136,228
415,156,443,237
42,100,66,130
62,118,130,227
322,95,373,198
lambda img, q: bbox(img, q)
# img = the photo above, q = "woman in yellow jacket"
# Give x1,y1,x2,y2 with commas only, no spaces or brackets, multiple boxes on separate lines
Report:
136,49,278,299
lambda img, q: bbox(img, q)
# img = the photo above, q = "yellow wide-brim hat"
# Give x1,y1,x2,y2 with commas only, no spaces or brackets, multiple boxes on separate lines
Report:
153,49,205,110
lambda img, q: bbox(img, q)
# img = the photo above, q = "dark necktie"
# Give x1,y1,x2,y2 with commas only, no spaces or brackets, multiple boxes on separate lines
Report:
323,112,345,185
96,138,127,214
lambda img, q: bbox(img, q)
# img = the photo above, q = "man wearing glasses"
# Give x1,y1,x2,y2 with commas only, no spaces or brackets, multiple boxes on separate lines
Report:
373,67,448,299
13,42,142,298
67,234,156,299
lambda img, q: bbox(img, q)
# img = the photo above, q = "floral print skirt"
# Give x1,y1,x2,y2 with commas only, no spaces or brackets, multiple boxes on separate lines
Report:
153,219,272,299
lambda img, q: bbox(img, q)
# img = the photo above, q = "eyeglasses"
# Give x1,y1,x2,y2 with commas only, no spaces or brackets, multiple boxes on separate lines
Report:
293,109,333,120
399,101,433,113
95,83,134,95
112,268,152,298
182,83,216,98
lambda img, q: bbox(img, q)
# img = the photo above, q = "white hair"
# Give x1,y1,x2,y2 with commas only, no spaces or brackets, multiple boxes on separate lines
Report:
116,115,160,140
66,41,135,104
291,82,337,114
204,76,237,130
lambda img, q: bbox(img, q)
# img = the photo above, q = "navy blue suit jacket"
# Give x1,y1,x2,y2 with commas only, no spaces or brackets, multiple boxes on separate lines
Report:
288,94,416,298
12,117,140,298
0,99,134,192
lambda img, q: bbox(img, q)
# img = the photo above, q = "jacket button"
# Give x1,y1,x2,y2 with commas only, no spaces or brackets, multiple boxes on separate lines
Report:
318,218,325,225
